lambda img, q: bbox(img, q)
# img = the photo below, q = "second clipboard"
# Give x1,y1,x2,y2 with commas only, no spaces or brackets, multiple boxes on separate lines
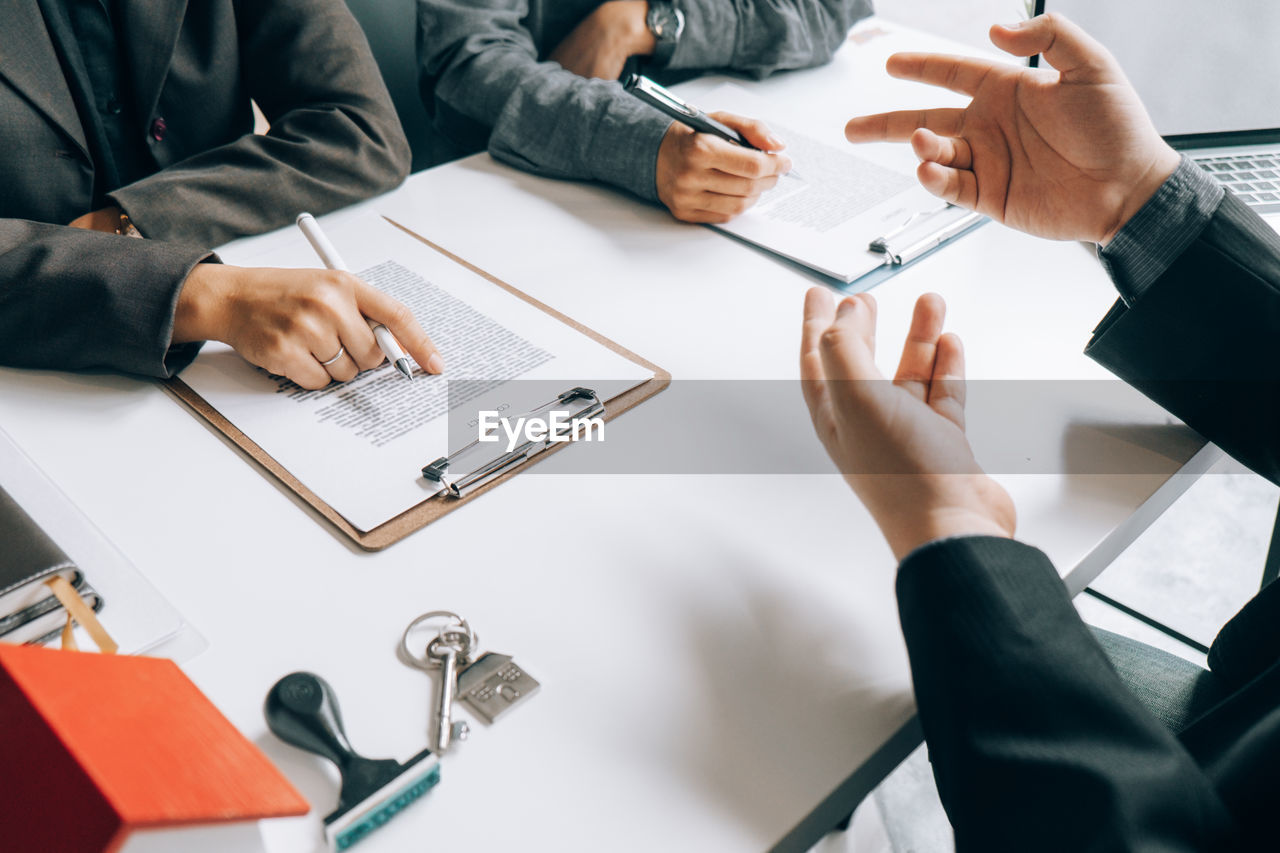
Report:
849,203,988,292
849,204,988,292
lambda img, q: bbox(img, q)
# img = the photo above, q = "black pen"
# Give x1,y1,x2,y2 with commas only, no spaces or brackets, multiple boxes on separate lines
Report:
623,74,800,181
623,73,758,149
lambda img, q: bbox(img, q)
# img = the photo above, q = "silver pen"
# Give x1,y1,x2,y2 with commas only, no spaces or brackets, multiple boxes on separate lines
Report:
870,205,984,266
295,213,414,380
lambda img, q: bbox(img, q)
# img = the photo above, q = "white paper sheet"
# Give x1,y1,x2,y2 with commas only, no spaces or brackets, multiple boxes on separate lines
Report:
702,84,940,281
183,210,652,532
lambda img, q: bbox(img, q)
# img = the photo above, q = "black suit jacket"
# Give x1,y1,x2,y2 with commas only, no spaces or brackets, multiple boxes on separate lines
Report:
0,0,410,378
898,192,1280,851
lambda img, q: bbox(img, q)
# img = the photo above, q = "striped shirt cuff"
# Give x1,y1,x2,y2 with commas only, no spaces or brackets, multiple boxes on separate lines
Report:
1099,156,1224,305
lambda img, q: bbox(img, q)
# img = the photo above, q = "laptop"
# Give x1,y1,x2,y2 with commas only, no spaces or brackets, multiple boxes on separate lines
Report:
1034,0,1280,232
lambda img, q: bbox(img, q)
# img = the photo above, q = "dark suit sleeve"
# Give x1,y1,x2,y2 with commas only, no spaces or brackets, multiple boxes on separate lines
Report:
109,0,411,248
0,0,409,378
1085,192,1280,485
896,536,1237,851
1207,578,1280,690
0,222,209,377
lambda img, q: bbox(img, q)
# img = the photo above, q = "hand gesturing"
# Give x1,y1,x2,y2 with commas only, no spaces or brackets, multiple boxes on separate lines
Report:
844,14,1180,245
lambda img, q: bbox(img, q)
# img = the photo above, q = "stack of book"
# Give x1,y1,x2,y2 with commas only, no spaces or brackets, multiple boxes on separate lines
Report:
0,485,103,645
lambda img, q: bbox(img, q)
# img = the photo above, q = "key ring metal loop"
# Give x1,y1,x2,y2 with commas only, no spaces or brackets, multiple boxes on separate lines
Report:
436,627,476,648
426,632,474,664
399,610,476,670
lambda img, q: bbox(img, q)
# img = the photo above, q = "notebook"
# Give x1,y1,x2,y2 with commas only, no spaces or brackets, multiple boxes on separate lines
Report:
0,426,190,656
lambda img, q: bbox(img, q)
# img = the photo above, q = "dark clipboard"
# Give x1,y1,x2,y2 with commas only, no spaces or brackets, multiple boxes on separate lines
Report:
162,217,670,551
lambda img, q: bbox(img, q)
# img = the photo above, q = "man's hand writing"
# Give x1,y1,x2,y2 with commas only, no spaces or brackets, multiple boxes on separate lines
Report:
656,112,791,224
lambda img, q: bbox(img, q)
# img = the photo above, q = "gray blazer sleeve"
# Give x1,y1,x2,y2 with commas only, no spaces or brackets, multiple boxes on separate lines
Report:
418,0,673,202
0,222,209,377
669,0,873,76
418,0,872,202
109,0,411,248
0,0,410,379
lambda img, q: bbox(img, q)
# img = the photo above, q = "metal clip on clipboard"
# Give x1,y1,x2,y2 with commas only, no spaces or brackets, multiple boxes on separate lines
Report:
869,204,986,266
422,387,604,499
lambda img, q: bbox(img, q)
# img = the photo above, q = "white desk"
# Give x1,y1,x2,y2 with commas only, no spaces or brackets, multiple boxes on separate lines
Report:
0,20,1218,853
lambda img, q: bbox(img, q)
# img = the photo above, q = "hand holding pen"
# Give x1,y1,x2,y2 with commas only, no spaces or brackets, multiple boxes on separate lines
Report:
170,256,443,391
296,213,444,383
624,74,793,224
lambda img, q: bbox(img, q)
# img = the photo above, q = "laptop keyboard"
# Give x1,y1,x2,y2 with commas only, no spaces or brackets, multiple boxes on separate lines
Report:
1193,152,1280,214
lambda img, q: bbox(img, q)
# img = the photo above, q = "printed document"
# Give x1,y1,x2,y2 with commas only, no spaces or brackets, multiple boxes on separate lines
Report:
181,209,652,532
701,84,942,282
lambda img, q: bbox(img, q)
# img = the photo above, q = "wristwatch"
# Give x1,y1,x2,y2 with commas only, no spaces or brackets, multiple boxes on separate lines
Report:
646,1,685,70
115,212,142,238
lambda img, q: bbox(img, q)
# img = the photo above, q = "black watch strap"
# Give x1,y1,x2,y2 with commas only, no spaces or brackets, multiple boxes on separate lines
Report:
646,1,684,69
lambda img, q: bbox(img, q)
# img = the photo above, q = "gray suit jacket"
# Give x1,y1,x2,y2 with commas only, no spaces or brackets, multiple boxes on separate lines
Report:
418,0,873,203
0,0,411,378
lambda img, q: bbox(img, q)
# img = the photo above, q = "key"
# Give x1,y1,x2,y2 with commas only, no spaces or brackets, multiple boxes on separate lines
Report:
426,633,472,752
400,610,477,754
457,651,541,724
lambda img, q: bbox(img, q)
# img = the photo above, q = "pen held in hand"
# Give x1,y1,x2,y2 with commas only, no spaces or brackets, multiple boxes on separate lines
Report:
622,74,802,181
295,212,414,381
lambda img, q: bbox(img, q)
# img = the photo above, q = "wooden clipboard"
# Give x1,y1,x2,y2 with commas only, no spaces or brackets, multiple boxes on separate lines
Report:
162,217,670,551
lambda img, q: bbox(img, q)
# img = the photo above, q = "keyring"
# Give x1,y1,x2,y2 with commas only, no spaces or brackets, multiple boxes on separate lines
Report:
400,610,475,670
426,632,474,663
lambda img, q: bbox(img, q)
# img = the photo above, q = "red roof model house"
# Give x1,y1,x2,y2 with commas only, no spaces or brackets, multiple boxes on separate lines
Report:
0,644,308,852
